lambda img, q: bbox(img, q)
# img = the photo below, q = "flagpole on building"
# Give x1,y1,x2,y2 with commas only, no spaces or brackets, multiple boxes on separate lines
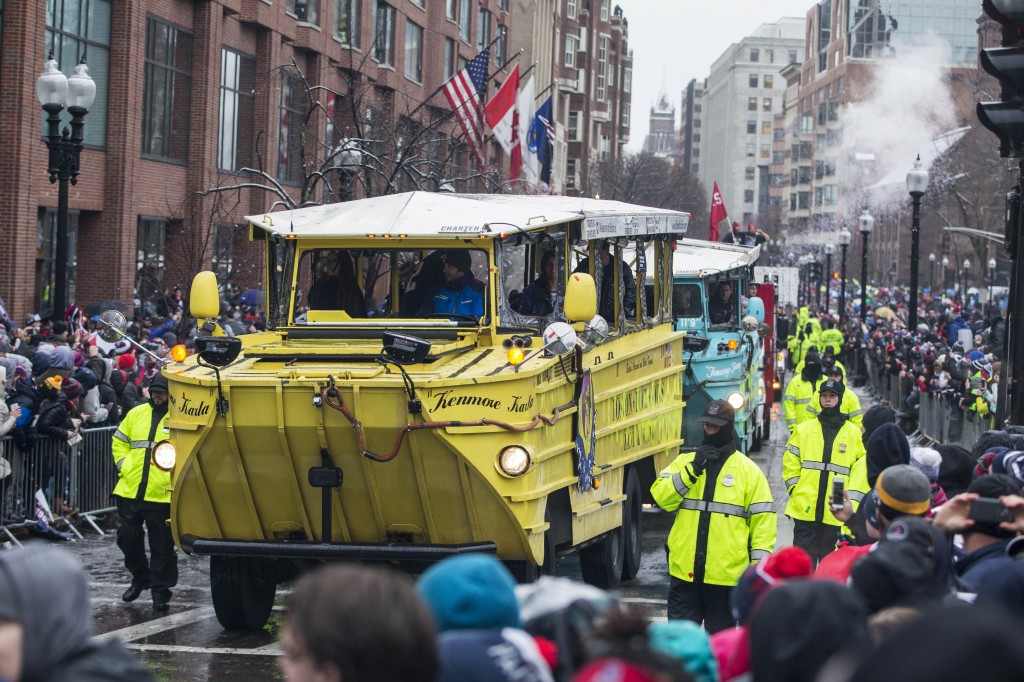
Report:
408,35,504,119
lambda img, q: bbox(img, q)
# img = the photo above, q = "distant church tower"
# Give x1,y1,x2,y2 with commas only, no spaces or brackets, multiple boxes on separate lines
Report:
643,77,678,160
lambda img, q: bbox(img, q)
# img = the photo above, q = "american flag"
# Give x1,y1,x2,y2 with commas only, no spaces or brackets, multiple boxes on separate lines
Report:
443,48,490,167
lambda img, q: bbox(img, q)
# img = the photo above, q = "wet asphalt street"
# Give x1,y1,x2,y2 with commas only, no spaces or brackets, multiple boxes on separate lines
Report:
54,399,802,681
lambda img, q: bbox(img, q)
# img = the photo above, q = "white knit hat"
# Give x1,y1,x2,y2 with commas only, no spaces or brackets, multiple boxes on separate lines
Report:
910,447,942,484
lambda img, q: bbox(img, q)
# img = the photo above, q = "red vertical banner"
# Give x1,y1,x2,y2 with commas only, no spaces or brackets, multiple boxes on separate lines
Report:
709,181,727,242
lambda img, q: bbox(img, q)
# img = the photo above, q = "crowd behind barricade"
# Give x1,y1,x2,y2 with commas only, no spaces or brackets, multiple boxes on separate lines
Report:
0,286,267,536
778,285,1005,443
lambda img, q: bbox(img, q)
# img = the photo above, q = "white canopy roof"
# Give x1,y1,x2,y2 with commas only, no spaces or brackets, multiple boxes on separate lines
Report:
672,238,761,277
245,192,690,240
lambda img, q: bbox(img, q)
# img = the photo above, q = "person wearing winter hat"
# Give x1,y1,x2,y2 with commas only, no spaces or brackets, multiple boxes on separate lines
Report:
990,450,1024,487
0,546,155,682
847,516,957,613
909,446,947,511
933,474,1021,592
417,554,554,682
849,604,1024,682
935,443,975,497
749,581,871,682
647,620,718,682
807,363,863,427
860,404,896,448
975,446,1009,478
782,348,824,430
783,378,868,565
279,563,437,682
111,371,177,611
709,547,813,681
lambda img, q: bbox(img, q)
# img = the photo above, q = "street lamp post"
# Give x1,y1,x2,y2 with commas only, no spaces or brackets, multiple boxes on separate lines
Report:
928,253,936,293
963,258,971,307
36,53,95,319
942,255,949,292
839,228,852,323
334,138,363,201
859,210,874,317
906,154,929,331
824,243,835,315
989,257,997,309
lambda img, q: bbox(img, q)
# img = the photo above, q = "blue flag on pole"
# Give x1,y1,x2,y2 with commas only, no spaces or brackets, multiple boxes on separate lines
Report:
528,96,553,185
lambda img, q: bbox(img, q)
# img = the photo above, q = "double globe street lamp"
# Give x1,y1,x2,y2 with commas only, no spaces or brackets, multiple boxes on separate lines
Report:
35,52,96,319
963,258,972,305
859,210,874,317
906,154,930,331
942,255,950,291
929,253,937,292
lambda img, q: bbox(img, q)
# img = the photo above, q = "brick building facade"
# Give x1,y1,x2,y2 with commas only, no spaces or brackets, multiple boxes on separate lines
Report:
0,0,518,321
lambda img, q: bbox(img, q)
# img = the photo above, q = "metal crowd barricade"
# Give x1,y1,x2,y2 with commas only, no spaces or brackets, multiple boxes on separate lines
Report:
0,426,117,546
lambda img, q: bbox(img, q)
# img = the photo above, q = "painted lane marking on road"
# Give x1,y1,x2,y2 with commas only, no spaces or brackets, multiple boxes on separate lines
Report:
124,643,281,657
619,597,667,605
95,606,217,642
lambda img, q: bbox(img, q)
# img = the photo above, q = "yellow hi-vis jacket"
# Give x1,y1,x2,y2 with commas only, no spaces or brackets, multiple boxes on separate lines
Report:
807,388,864,427
652,450,776,586
111,402,171,504
783,417,867,526
783,374,823,429
818,328,844,355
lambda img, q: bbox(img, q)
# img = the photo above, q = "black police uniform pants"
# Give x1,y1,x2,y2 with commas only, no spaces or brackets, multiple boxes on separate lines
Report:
792,519,839,566
668,577,735,633
115,497,178,599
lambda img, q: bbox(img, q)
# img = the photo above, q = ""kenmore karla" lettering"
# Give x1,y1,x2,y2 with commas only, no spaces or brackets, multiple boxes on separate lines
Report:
432,390,502,411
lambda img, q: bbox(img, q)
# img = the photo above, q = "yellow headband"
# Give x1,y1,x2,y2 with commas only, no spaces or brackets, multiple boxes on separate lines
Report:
875,470,931,515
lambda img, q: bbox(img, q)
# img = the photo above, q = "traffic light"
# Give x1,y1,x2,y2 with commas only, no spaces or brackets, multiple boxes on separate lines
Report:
978,0,1024,157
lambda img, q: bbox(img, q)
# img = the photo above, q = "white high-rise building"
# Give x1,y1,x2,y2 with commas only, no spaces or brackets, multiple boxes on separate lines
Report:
697,18,805,227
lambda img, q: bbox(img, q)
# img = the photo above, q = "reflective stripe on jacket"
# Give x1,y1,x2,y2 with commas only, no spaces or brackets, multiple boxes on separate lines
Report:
111,402,171,504
651,450,776,586
783,419,867,525
783,375,820,429
807,388,864,427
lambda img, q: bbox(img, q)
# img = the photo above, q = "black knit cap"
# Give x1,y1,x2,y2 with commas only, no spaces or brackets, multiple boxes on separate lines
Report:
820,379,845,400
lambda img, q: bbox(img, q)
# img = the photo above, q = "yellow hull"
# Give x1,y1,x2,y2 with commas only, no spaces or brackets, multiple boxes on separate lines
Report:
167,328,684,566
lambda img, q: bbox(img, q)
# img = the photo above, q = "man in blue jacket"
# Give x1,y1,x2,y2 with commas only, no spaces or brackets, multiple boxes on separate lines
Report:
420,250,485,320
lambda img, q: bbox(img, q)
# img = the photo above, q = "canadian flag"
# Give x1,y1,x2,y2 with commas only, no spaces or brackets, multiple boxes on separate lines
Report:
484,65,522,180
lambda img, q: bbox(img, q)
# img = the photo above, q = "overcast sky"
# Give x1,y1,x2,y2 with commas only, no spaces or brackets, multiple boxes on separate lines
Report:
618,0,816,152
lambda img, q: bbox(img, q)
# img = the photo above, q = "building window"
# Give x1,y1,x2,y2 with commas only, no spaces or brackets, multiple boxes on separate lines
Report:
772,150,784,164
45,0,111,147
218,49,255,172
444,38,458,80
287,0,320,24
565,34,578,67
788,49,798,64
337,0,361,45
36,209,79,312
597,36,608,101
764,75,774,89
747,97,757,111
762,97,772,111
600,135,610,161
404,20,423,81
495,24,507,66
567,0,577,19
278,74,305,184
621,102,630,127
745,166,755,179
459,0,471,41
142,17,193,161
566,158,577,189
213,224,235,281
747,120,756,134
817,0,831,73
568,111,579,141
373,1,396,65
760,143,770,158
766,48,774,63
498,0,508,11
600,0,609,20
749,47,759,62
623,67,632,93
744,190,755,203
477,9,491,52
410,0,424,7
748,74,758,88
761,121,772,135
135,218,166,318
745,143,755,157
446,0,457,19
